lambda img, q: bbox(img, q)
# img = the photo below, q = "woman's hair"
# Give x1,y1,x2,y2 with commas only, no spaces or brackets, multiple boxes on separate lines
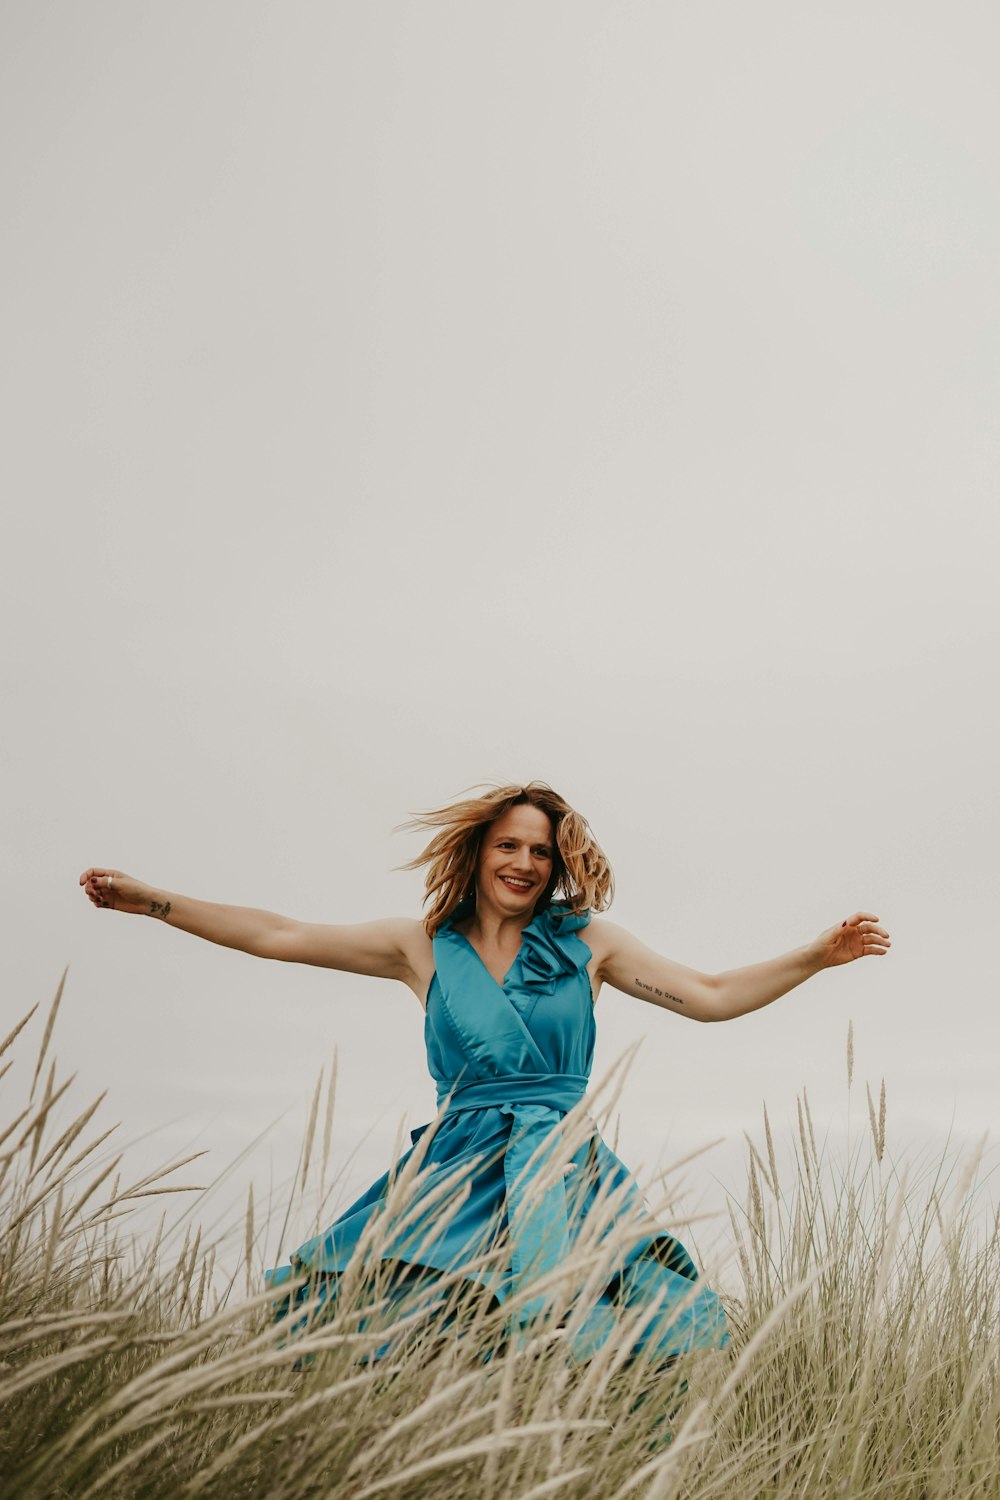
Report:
399,781,614,936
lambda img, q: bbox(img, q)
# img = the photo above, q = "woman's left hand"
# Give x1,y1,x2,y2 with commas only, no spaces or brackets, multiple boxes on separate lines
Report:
815,911,892,968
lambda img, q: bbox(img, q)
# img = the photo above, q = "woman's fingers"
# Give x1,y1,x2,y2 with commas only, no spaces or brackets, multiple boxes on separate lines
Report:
80,867,119,908
844,913,891,938
830,912,891,962
79,868,150,916
855,916,891,954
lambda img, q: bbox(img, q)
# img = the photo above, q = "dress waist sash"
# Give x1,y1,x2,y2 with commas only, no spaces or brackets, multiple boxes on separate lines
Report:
436,1072,589,1113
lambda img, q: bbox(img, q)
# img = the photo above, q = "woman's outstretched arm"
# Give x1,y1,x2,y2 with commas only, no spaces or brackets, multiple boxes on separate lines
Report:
591,911,891,1022
78,867,421,982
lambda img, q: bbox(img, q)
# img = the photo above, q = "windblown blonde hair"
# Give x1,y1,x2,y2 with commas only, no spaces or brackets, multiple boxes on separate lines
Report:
399,781,614,936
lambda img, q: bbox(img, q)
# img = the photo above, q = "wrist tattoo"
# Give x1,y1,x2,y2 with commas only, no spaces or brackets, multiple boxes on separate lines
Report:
635,977,684,1006
149,900,172,919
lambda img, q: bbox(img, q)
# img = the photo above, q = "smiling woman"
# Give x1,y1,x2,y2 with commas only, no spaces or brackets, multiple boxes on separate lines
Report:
399,781,614,958
79,779,890,1385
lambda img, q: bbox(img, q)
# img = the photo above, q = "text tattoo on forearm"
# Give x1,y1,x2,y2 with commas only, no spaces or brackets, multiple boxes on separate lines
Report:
635,977,683,1005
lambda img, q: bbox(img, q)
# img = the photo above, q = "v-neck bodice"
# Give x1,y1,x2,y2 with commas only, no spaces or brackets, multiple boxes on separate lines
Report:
425,903,596,1110
449,927,520,991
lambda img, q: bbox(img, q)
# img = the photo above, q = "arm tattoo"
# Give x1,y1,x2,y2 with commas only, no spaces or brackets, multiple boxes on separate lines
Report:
635,976,684,1006
149,900,172,919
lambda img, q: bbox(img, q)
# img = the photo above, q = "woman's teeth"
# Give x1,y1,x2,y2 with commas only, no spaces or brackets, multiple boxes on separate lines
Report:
500,876,532,890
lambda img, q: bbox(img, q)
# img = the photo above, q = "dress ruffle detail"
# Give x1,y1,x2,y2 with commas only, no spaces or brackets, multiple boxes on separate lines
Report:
517,904,591,995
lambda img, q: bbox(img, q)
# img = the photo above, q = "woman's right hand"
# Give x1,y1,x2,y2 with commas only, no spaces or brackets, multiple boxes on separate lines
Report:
79,867,163,917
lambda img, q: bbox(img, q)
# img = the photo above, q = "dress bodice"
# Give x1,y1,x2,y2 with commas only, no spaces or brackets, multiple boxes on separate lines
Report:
425,904,595,1110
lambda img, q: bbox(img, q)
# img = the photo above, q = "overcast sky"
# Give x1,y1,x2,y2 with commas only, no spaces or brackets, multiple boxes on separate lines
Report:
3,1,997,1281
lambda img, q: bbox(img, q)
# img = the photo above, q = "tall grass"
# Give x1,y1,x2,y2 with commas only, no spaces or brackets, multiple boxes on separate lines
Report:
1,978,997,1498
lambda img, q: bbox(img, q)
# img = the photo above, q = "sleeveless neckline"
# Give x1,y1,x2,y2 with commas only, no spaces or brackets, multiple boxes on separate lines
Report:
439,900,590,938
435,902,592,999
451,927,519,989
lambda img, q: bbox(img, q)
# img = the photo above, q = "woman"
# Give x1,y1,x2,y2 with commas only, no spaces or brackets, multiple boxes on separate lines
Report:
80,781,890,1365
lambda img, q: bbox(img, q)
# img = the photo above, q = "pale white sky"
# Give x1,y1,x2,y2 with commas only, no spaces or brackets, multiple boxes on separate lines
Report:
2,2,997,1277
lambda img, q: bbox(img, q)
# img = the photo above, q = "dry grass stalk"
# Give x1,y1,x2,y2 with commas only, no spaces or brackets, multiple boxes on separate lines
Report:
29,968,67,1102
0,1003,39,1060
298,1069,323,1194
2,983,997,1500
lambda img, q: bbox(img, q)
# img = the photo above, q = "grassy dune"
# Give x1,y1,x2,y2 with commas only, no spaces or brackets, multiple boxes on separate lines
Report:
2,979,997,1499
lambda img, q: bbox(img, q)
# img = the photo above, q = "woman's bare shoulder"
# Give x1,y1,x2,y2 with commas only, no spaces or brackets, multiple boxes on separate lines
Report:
581,913,629,963
397,918,436,1005
398,916,433,960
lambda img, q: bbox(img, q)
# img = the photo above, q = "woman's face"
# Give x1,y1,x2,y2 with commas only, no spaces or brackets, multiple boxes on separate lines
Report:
476,804,555,916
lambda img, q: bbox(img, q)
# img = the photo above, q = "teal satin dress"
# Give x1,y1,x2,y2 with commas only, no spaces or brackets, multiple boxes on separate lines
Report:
266,902,729,1362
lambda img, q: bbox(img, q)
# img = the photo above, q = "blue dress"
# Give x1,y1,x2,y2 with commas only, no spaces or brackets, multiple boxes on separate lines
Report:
266,903,729,1362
